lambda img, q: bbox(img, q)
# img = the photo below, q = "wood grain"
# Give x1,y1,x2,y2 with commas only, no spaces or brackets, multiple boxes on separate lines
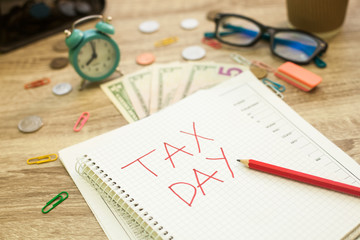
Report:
1,0,359,239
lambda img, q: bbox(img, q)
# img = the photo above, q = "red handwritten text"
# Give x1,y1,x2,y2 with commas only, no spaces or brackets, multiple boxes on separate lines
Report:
180,122,214,153
169,182,197,207
193,169,224,195
164,142,193,168
206,147,234,178
121,149,158,177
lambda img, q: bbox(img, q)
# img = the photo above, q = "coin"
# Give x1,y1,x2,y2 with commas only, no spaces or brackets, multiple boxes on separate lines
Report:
250,64,268,79
138,20,159,33
52,82,72,95
53,39,68,52
180,18,199,30
18,116,43,133
182,46,206,60
50,57,69,69
136,53,155,65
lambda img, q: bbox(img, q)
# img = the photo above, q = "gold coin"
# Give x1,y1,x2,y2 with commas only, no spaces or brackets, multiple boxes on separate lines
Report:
250,64,268,79
50,57,69,69
53,39,68,52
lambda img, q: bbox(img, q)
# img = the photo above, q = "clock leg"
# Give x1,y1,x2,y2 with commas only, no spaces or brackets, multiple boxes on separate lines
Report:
115,67,124,77
79,78,87,91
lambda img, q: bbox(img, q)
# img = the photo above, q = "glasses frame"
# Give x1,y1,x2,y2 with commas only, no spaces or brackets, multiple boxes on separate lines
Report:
213,13,328,65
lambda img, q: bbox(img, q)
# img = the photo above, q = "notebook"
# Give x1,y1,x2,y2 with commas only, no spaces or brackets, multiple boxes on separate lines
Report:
59,71,360,240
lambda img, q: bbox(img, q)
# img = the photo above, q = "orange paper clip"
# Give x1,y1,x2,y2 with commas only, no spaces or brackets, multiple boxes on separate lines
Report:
73,112,90,132
24,78,51,89
202,37,222,49
154,36,178,47
27,153,58,164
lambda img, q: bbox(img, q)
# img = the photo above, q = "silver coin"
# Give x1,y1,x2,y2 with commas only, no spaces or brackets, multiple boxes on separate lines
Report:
182,46,206,60
180,18,199,30
138,20,159,33
18,116,43,133
52,83,72,95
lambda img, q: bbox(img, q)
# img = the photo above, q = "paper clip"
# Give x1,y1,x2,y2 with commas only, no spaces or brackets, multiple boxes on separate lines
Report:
27,153,58,165
230,53,251,66
262,79,285,99
154,36,178,47
73,112,90,132
202,37,222,49
262,78,286,92
42,191,68,214
24,78,51,89
251,60,276,73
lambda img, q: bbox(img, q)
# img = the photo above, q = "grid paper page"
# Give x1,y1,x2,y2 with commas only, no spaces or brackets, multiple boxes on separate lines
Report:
60,71,360,240
211,73,360,186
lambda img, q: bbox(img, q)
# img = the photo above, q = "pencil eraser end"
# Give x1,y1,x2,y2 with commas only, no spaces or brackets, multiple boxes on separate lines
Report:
275,62,322,92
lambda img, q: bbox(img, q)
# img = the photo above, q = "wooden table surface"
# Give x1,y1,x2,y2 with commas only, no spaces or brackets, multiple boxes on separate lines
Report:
1,0,359,239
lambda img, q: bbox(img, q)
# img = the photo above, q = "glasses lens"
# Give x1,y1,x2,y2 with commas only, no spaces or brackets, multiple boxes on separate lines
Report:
273,32,318,62
217,16,261,45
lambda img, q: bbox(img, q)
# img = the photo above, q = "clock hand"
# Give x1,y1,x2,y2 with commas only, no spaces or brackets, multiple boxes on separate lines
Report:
90,41,97,58
86,41,98,65
86,55,95,65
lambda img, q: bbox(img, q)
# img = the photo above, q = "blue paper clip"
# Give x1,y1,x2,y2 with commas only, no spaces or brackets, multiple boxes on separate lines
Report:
262,78,286,92
42,191,68,214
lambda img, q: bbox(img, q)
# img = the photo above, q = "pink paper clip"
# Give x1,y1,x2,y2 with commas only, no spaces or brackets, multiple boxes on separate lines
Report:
202,37,222,49
251,60,276,73
73,112,90,132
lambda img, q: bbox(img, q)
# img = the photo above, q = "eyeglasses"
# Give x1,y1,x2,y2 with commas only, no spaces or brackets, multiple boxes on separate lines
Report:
205,13,328,68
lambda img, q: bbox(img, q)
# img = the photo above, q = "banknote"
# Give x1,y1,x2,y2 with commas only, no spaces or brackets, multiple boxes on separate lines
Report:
100,79,139,123
173,62,246,102
101,62,247,123
150,62,190,114
122,67,153,119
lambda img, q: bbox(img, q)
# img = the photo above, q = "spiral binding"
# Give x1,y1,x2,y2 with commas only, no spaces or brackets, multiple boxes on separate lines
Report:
75,155,174,240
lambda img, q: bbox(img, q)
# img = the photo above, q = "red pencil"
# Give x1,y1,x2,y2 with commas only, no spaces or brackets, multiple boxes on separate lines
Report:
238,159,360,197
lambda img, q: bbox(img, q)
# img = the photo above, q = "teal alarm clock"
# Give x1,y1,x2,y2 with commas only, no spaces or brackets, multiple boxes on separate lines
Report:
64,15,120,84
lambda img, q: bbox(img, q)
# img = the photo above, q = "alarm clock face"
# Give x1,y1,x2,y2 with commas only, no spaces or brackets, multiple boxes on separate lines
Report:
76,38,118,79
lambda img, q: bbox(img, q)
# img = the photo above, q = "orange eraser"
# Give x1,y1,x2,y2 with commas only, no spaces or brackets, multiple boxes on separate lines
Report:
274,62,322,92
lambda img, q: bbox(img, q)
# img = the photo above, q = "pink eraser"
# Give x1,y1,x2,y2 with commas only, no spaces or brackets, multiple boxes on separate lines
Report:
274,62,322,91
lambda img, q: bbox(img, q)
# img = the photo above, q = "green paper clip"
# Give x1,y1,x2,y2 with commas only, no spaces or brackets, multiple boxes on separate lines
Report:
42,191,68,214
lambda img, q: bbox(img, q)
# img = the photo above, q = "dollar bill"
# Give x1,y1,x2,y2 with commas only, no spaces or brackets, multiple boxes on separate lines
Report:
100,78,139,123
173,62,245,102
122,67,153,119
150,62,190,114
101,62,247,123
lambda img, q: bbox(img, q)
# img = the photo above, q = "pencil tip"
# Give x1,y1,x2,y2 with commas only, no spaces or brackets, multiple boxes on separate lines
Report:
238,159,250,167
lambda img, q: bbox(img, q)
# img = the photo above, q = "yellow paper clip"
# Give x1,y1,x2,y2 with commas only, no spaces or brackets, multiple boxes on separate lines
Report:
42,191,68,214
154,36,178,47
27,153,58,165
